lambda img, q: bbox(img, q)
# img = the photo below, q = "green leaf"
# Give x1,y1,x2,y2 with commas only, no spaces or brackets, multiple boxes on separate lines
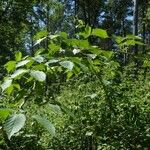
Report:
48,43,60,55
0,109,12,120
121,40,144,46
13,84,20,90
143,60,150,67
115,35,144,46
30,70,46,82
59,61,74,71
15,52,22,61
126,35,142,40
77,25,91,39
11,69,28,79
4,114,26,140
66,71,74,80
114,35,123,44
5,85,14,95
87,54,97,59
32,64,46,71
88,47,101,55
35,48,45,56
1,79,12,91
5,61,16,73
34,30,48,40
33,115,55,136
91,28,108,38
16,60,31,68
45,59,59,66
101,50,113,59
59,32,68,39
34,37,47,46
85,25,92,36
73,49,81,55
70,39,89,48
48,104,62,114
33,55,44,63
49,34,60,39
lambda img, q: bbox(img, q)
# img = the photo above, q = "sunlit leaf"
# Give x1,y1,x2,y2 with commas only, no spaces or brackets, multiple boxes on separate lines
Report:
5,85,14,95
91,28,108,38
16,60,31,68
33,55,44,63
5,61,16,73
45,59,59,66
73,49,81,55
1,79,12,91
11,69,28,79
49,34,59,39
34,37,47,46
48,43,60,54
87,54,97,59
34,30,48,40
4,114,26,139
0,108,12,120
59,61,74,71
30,70,46,82
71,39,89,48
77,26,91,39
13,84,20,90
15,52,22,61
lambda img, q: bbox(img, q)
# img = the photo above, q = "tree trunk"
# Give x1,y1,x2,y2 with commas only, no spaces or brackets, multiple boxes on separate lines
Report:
122,18,126,37
30,16,34,56
46,3,50,51
142,4,146,53
133,0,139,54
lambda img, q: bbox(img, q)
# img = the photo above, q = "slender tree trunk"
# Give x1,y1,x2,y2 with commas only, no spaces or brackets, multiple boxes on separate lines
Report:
46,3,50,51
133,0,140,77
45,3,50,99
74,0,79,16
133,0,139,36
87,0,91,26
122,18,127,65
133,0,139,54
142,4,146,52
74,0,79,34
82,0,88,25
122,18,126,37
30,16,34,56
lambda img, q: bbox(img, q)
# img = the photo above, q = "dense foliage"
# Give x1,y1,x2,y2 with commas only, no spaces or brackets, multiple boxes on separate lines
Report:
0,0,150,150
